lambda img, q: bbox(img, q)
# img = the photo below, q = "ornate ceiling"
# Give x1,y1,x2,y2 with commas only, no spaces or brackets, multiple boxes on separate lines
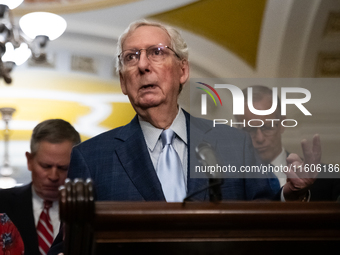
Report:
15,0,139,14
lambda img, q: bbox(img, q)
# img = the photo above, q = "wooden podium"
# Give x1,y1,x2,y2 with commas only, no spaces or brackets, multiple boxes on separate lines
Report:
59,179,340,255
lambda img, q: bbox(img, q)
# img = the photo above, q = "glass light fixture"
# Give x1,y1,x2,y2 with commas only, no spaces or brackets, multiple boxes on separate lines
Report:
0,177,17,189
0,0,24,10
0,7,67,83
13,43,32,65
1,42,14,62
2,42,32,65
19,12,67,41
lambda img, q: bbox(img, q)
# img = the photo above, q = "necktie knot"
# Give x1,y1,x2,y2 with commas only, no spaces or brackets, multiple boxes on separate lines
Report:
161,129,175,147
43,200,53,210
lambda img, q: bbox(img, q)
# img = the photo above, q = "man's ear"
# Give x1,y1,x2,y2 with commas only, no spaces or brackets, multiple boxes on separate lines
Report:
179,59,189,86
119,71,127,95
26,152,33,172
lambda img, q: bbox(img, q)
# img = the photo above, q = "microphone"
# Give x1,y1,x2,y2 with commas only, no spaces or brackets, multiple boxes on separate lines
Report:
195,142,223,202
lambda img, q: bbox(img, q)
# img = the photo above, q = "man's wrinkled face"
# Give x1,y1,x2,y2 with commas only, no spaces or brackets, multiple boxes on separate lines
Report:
26,140,73,201
242,97,284,163
119,25,189,112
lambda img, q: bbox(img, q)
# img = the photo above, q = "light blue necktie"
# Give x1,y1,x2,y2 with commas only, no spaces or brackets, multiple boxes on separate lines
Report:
157,129,186,202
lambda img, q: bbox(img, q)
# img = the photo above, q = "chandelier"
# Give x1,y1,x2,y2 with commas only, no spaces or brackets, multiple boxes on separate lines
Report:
0,0,67,84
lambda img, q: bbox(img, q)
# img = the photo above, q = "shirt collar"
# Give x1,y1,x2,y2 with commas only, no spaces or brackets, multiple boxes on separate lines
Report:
139,107,187,151
32,184,57,209
169,107,187,145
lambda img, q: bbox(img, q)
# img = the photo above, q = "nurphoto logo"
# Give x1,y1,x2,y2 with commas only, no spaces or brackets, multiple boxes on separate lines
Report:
195,82,312,128
196,82,222,115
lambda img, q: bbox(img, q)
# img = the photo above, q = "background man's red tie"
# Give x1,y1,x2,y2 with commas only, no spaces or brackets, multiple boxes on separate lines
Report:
37,200,53,255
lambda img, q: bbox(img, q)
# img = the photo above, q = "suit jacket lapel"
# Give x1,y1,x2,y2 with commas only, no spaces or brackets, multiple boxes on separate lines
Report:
115,116,165,201
13,183,40,254
184,110,209,201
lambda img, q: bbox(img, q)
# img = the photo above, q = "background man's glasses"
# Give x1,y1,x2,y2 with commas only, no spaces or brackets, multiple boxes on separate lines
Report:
119,43,180,67
243,124,279,137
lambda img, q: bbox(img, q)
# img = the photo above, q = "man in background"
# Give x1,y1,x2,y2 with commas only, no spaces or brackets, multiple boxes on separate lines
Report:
0,119,80,255
237,85,340,200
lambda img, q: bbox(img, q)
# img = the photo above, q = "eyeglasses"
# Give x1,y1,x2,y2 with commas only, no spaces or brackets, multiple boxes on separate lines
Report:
242,124,279,137
118,43,181,68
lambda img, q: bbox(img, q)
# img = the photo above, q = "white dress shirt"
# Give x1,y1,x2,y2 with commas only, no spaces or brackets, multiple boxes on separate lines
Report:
32,186,60,238
139,107,188,190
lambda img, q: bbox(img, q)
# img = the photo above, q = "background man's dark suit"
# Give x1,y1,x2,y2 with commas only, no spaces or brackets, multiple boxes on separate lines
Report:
67,111,279,201
0,183,40,255
310,175,340,201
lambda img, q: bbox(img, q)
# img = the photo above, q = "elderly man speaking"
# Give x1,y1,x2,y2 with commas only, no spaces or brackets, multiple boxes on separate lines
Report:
65,20,284,202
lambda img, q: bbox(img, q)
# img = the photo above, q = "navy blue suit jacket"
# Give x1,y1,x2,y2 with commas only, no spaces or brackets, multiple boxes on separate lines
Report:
67,110,279,201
